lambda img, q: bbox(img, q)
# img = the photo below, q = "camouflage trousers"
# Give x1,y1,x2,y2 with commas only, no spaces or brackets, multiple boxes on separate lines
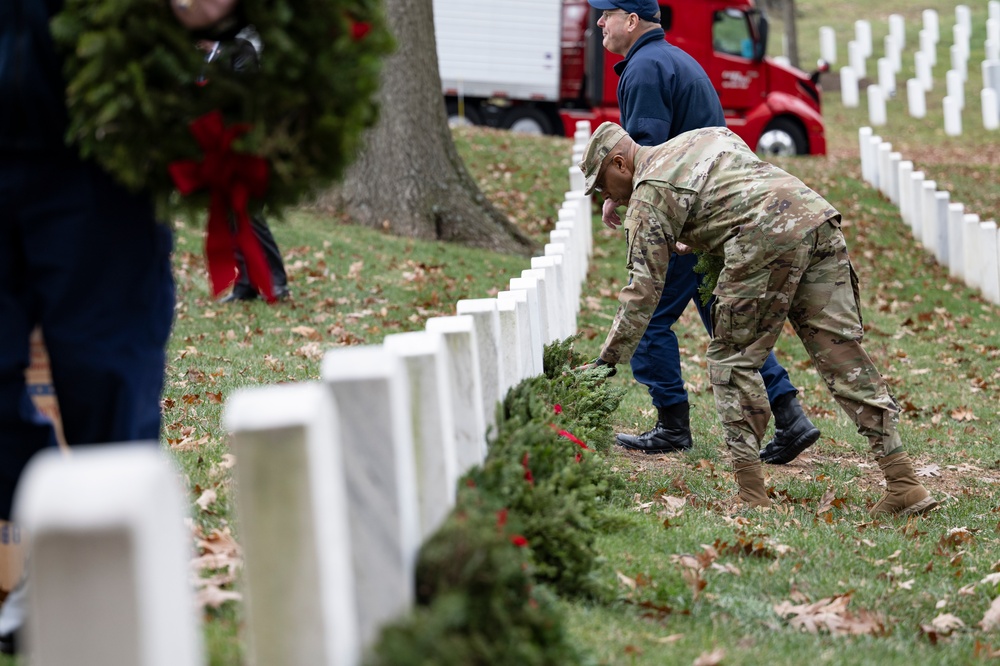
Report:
707,220,902,464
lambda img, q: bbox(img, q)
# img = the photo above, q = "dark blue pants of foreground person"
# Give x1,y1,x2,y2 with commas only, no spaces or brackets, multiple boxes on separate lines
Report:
0,149,175,520
630,252,796,409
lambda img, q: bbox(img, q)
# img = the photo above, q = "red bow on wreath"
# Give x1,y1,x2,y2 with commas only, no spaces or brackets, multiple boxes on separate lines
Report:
168,111,275,302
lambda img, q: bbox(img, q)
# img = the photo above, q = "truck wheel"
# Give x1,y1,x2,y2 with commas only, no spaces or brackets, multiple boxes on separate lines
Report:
501,107,554,135
757,118,807,156
446,100,482,128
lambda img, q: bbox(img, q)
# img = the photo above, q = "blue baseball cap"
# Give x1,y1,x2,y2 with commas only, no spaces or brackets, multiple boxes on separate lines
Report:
587,0,661,23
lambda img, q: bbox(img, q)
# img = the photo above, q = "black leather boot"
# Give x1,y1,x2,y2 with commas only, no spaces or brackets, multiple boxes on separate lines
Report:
220,211,290,303
616,402,693,453
759,394,820,464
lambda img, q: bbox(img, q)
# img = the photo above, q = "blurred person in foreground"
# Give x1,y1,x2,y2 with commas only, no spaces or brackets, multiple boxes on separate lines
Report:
0,0,240,653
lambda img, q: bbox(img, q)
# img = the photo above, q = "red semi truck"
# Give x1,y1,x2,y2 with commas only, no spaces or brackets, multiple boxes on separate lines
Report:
435,0,826,156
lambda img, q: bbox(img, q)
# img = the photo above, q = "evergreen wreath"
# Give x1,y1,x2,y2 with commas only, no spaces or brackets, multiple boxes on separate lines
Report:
693,250,724,306
50,0,393,213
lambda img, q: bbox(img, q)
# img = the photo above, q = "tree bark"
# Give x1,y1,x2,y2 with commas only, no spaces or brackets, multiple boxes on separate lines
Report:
327,0,535,255
782,0,799,70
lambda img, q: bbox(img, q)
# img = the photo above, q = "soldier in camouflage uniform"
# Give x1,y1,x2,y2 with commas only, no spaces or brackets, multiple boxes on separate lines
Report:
579,122,937,515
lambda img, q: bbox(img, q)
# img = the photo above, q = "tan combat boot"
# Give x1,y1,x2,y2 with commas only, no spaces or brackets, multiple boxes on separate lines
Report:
734,460,772,508
870,451,938,516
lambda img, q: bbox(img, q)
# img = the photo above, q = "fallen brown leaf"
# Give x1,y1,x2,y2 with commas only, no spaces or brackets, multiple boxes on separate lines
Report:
930,613,965,634
773,592,886,636
617,571,637,591
195,488,217,512
693,648,726,666
195,583,242,609
980,596,1000,631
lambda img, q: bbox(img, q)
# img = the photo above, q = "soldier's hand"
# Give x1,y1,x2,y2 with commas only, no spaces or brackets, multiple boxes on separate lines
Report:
674,242,693,255
601,199,622,230
575,357,617,376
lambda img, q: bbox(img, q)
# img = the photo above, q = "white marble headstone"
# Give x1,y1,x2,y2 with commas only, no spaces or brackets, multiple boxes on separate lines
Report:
15,446,202,666
556,214,584,272
979,221,1000,304
947,203,965,280
224,382,359,666
963,214,982,290
529,258,565,341
921,180,937,248
455,298,503,432
887,152,901,204
523,267,556,345
564,191,594,258
907,77,927,118
841,66,859,108
876,143,891,194
531,256,575,340
888,14,905,50
933,191,950,265
898,160,913,225
858,127,872,182
426,315,488,471
909,171,925,237
820,26,837,65
498,289,537,379
550,230,580,305
320,346,420,648
383,331,459,538
495,296,523,392
509,276,545,370
855,19,873,58
866,135,882,189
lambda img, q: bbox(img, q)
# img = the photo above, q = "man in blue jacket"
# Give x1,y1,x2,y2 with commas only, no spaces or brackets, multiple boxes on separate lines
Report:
587,0,819,463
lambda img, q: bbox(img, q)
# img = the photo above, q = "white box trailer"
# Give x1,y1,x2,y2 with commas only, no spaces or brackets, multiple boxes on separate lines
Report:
434,0,562,103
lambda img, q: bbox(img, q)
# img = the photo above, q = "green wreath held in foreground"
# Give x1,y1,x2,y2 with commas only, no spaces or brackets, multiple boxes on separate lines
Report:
51,0,394,214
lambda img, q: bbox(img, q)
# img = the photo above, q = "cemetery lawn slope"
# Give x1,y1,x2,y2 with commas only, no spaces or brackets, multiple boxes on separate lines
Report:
172,117,995,663
5,29,997,659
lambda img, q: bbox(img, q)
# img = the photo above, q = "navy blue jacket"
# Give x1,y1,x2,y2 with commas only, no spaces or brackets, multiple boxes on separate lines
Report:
0,0,68,152
614,28,725,147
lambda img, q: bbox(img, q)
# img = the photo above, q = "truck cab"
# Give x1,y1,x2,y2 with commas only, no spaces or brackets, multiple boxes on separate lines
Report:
663,1,825,155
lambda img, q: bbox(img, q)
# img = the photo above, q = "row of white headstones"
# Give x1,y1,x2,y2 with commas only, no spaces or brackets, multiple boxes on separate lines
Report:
11,122,598,666
859,126,1000,305
825,3,1000,133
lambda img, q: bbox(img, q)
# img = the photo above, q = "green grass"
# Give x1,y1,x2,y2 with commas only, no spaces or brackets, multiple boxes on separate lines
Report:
8,5,1000,661
179,116,994,663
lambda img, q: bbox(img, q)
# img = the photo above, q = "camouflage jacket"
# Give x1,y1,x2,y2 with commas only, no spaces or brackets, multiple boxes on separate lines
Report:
600,127,840,365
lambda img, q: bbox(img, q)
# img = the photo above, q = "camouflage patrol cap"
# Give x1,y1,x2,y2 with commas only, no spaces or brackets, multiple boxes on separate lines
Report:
579,122,629,196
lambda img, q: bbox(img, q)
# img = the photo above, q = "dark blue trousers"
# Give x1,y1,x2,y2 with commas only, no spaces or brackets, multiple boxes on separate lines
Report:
0,150,175,520
630,252,796,409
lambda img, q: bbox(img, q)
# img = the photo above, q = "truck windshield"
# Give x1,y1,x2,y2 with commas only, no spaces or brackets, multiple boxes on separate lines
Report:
712,9,753,59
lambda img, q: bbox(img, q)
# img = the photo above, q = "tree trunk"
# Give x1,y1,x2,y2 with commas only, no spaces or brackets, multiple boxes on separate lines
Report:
782,0,799,70
327,0,534,255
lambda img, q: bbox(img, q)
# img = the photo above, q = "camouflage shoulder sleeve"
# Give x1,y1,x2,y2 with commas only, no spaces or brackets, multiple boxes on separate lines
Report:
600,198,675,365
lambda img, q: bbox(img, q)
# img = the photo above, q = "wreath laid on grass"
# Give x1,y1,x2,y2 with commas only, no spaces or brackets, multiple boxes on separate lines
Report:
367,338,627,664
50,0,393,298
